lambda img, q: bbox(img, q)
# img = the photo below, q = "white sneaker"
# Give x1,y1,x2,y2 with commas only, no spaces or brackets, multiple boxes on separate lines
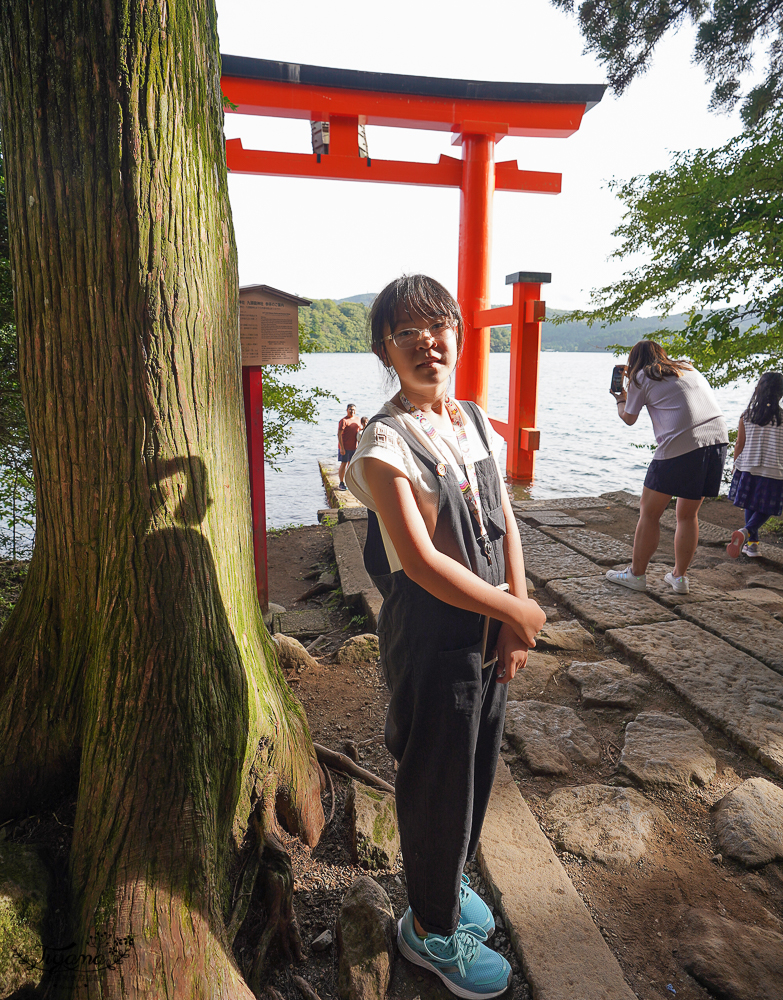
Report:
606,566,646,591
664,571,690,595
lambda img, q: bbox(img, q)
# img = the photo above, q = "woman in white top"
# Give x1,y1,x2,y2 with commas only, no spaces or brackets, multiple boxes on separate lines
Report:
608,340,728,595
345,274,545,999
726,371,783,558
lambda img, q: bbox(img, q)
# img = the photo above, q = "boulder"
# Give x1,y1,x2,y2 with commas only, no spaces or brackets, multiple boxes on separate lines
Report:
0,842,50,996
274,634,319,673
542,784,674,865
345,781,399,870
336,877,396,1000
339,634,380,666
676,905,783,1000
713,777,783,867
619,711,716,789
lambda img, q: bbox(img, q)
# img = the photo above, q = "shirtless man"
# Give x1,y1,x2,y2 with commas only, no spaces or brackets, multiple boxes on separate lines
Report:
337,403,362,490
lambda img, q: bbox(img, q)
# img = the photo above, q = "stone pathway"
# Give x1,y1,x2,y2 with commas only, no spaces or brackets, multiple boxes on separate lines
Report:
318,481,783,999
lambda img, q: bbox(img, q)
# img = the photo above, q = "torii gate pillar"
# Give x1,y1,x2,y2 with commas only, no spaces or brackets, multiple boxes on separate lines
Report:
456,133,495,408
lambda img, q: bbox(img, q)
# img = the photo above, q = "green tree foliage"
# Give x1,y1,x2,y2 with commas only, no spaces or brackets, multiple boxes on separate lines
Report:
552,0,783,124
561,110,783,385
300,297,370,352
0,143,34,558
262,324,336,468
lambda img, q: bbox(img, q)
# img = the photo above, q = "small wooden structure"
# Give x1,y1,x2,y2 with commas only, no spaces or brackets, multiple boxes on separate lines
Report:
240,284,311,610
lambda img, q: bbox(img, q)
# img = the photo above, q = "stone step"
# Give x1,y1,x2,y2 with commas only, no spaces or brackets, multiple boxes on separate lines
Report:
547,575,677,631
606,618,783,777
539,526,635,567
677,597,783,675
331,520,383,631
522,542,604,587
319,459,366,511
478,762,637,1000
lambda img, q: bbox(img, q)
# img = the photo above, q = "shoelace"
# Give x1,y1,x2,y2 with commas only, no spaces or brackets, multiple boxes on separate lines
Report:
422,923,488,974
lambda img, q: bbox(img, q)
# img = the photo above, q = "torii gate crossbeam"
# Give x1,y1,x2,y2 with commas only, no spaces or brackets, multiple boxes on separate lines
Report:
221,55,605,476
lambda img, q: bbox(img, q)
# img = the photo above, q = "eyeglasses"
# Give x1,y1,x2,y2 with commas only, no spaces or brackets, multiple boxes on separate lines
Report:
384,320,456,350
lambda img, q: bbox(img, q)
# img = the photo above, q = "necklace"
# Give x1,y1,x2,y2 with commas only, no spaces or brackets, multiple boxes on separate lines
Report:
398,393,493,563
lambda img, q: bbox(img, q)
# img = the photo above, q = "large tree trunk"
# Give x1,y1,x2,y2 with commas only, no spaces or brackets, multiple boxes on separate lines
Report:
0,3,324,996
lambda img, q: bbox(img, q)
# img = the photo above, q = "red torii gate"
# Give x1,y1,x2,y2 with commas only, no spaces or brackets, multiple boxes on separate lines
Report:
221,56,604,594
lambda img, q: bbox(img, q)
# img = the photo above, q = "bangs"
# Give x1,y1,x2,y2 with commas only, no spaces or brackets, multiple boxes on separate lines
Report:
369,274,463,354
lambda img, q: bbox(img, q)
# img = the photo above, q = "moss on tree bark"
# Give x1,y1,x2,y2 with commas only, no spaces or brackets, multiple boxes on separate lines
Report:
0,2,324,996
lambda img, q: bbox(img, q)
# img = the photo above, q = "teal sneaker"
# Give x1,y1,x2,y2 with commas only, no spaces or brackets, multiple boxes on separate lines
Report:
397,907,511,999
459,874,495,937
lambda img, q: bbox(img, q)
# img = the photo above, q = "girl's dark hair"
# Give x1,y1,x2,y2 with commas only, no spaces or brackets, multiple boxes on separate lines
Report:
627,340,692,387
369,274,464,366
744,371,783,426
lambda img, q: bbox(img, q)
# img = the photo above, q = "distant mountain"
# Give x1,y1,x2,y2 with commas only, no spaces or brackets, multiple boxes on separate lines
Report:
337,292,377,307
300,295,693,353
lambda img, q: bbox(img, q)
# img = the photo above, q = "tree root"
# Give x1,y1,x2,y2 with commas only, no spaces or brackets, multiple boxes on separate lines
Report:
322,764,336,826
247,804,304,995
292,974,323,1000
313,742,395,795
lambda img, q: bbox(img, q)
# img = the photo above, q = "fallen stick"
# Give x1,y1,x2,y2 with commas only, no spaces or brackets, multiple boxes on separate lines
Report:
293,975,323,1000
313,742,395,795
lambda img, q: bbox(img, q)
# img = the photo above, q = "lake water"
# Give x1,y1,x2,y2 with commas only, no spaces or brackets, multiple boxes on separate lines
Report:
0,352,752,556
264,352,752,528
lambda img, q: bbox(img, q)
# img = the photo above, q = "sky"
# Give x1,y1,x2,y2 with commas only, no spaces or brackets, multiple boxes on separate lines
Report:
216,0,747,311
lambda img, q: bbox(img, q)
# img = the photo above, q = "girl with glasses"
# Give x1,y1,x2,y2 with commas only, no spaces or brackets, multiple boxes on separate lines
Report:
345,274,545,999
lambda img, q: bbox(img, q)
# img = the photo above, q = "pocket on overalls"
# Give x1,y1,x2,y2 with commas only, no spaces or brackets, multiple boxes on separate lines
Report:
437,639,483,716
485,505,508,540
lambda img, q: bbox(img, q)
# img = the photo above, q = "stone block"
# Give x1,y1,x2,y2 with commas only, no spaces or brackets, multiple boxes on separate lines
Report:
568,659,651,709
657,508,732,545
478,762,637,1000
333,521,375,605
272,608,335,638
546,575,677,630
600,490,640,509
336,877,396,1000
541,527,635,566
345,781,399,871
523,543,604,586
507,651,562,700
541,784,674,865
520,512,585,527
644,564,731,607
607,618,783,777
713,777,783,867
512,496,610,511
675,906,783,1000
505,700,600,776
338,507,368,522
536,618,595,652
619,711,716,789
678,597,783,674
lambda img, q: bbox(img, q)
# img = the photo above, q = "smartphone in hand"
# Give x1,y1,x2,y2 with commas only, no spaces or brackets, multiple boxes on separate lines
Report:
610,365,625,393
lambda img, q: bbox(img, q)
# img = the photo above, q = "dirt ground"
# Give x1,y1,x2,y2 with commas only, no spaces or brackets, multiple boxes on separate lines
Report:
263,506,783,1000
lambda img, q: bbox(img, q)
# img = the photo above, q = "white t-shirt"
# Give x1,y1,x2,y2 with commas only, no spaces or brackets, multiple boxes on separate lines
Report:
735,419,783,480
624,367,727,460
345,399,505,573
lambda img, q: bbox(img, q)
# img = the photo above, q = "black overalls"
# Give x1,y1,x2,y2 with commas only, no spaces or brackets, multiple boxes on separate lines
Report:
363,402,509,936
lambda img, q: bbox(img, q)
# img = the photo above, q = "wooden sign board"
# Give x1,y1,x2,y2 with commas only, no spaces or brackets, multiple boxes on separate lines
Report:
239,288,300,366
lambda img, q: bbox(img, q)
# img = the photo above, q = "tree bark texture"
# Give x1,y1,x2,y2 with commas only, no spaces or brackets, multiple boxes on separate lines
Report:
0,3,324,996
